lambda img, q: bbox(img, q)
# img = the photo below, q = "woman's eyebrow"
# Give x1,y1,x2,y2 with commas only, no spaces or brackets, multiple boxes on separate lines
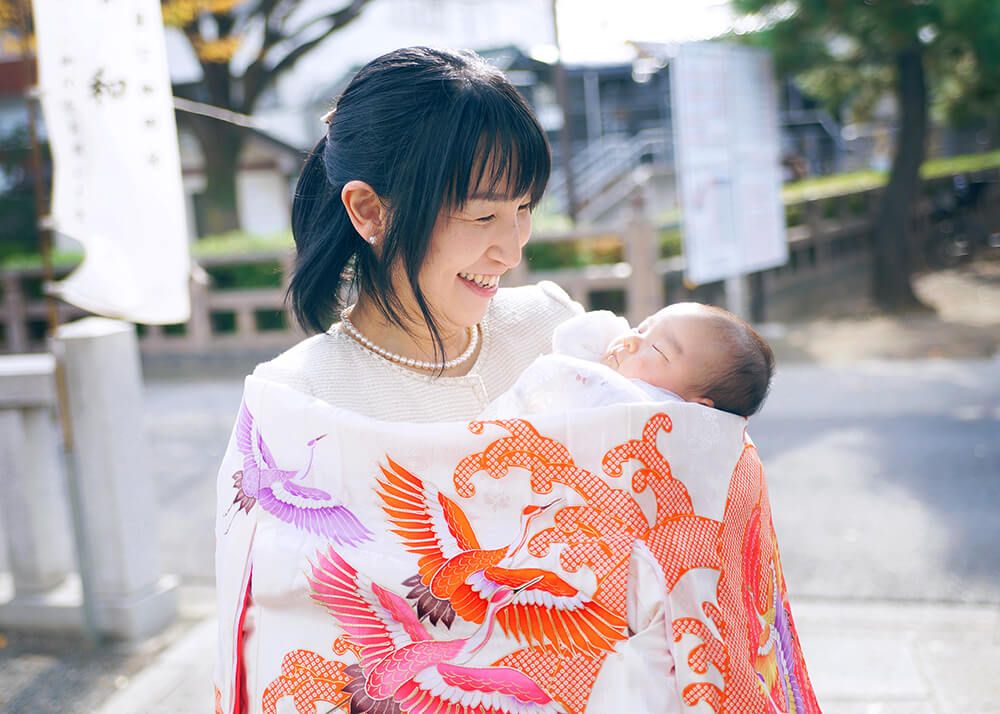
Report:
469,190,511,201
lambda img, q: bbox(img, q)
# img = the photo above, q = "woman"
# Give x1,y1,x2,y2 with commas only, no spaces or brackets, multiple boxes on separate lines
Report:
216,47,820,714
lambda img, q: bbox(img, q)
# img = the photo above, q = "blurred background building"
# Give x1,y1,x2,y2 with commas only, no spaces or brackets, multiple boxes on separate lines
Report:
2,0,996,247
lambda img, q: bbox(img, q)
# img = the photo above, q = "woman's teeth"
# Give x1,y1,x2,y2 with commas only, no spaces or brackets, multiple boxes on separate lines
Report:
459,272,500,288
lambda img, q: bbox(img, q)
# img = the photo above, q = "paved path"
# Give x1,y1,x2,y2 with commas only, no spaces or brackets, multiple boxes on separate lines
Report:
3,355,1000,712
755,357,1000,604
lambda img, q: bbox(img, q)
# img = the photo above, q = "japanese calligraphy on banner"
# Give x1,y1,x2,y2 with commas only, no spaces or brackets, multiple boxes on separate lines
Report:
670,42,788,285
32,0,190,324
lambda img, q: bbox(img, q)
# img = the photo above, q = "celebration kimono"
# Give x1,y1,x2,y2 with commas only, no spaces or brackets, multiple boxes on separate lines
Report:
215,376,821,714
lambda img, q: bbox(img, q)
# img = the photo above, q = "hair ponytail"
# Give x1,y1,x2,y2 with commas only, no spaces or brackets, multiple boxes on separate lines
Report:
287,136,358,333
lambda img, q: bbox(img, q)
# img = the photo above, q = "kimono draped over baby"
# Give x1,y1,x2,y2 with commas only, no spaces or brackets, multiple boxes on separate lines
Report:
215,376,821,714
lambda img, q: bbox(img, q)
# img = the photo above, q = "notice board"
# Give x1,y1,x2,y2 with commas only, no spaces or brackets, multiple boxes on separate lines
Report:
670,42,788,285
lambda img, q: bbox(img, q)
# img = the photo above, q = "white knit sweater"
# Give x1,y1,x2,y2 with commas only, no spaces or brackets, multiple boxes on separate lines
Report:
252,281,583,422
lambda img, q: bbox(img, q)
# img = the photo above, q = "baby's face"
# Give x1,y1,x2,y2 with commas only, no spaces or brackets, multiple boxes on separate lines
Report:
601,304,719,405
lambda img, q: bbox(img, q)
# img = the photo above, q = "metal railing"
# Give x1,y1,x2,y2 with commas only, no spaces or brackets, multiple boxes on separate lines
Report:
546,128,672,215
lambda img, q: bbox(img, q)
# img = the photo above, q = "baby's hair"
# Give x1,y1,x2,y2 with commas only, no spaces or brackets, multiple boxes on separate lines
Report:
695,306,775,417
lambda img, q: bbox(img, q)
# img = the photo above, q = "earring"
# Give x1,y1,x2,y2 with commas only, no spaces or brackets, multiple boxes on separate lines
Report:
365,235,377,245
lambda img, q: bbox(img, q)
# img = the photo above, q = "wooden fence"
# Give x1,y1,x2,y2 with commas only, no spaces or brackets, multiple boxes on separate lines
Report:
2,172,998,357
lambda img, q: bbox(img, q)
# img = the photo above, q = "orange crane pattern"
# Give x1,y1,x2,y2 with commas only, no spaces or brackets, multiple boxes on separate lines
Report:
258,412,819,714
377,458,629,656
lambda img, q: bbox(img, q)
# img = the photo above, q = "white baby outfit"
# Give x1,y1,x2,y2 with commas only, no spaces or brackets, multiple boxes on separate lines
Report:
482,310,683,418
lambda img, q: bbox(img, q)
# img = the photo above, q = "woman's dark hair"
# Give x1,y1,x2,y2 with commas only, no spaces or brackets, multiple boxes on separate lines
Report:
288,46,551,361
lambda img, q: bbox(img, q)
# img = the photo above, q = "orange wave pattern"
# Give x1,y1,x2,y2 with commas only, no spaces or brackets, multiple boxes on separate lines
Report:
455,415,820,714
493,644,606,714
261,649,353,714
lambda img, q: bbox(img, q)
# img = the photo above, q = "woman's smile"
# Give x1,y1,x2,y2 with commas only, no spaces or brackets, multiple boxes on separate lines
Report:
458,271,502,296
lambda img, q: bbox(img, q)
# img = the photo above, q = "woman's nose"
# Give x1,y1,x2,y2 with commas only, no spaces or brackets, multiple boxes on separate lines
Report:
491,215,527,268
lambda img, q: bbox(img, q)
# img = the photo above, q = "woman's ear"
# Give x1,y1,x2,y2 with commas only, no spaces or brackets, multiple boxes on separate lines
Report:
341,180,386,244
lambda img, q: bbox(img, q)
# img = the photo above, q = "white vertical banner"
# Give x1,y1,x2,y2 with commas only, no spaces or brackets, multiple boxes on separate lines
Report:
32,0,190,324
671,42,787,285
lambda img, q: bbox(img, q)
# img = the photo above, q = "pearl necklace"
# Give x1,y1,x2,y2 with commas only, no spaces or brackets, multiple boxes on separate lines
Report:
339,309,480,371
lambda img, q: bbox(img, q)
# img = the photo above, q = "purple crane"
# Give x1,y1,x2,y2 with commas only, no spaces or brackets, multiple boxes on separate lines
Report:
225,401,372,546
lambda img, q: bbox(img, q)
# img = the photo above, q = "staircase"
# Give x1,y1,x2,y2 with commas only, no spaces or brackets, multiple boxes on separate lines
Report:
545,128,673,224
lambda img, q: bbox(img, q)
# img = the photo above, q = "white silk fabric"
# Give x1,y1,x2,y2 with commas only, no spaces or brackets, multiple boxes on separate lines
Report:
215,376,820,714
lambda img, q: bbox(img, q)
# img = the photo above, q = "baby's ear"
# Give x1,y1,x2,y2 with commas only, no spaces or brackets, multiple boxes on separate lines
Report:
693,396,715,408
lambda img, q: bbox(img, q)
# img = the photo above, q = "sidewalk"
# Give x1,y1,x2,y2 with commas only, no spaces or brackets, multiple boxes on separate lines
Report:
95,590,1000,714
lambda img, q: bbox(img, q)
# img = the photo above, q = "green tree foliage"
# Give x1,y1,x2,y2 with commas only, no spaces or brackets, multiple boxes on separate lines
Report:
162,0,375,234
732,0,1000,311
0,127,43,262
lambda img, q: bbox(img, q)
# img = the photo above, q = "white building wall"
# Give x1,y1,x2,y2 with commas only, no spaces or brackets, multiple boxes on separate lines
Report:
275,0,556,107
237,170,291,237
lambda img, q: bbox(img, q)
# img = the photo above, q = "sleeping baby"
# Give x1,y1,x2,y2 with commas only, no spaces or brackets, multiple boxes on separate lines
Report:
482,302,775,419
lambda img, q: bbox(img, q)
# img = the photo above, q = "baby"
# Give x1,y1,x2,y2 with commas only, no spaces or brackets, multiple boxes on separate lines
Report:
483,303,775,418
596,302,775,417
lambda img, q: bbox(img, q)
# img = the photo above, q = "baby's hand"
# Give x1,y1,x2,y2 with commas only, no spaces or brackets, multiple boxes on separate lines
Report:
601,334,633,370
553,311,632,362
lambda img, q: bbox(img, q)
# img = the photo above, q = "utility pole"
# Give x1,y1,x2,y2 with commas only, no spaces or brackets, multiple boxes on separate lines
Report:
550,0,578,223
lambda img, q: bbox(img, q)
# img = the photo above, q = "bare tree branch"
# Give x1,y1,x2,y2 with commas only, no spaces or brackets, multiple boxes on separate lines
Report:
267,1,372,80
240,0,373,110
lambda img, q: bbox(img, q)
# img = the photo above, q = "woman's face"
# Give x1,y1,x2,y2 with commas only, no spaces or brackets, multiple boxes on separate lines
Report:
407,190,533,333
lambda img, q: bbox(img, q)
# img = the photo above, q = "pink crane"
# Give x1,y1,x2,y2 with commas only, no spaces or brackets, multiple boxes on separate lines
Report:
308,546,567,714
225,401,372,546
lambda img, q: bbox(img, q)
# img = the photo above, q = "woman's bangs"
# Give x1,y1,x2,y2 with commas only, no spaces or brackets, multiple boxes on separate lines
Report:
446,94,550,209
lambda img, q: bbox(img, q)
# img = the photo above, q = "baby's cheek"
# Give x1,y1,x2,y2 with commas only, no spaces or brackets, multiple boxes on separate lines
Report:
615,357,645,380
635,356,674,387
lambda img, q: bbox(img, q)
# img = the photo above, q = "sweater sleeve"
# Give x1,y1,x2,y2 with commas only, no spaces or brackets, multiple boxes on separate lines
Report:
249,334,327,398
537,279,585,323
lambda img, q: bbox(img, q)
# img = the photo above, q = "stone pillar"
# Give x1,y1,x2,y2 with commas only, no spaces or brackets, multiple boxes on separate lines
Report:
0,355,74,599
623,199,665,325
53,318,177,639
724,274,750,320
2,272,29,353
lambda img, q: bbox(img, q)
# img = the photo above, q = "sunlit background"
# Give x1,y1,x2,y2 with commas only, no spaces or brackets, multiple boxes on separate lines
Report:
0,1,998,712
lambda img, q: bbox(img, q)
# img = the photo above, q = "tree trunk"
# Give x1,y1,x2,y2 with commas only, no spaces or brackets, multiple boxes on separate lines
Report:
187,114,243,235
871,45,930,312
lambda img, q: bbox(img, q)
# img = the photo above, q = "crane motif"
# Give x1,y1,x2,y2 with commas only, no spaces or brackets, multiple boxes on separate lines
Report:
225,401,372,545
308,546,567,714
376,458,627,655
